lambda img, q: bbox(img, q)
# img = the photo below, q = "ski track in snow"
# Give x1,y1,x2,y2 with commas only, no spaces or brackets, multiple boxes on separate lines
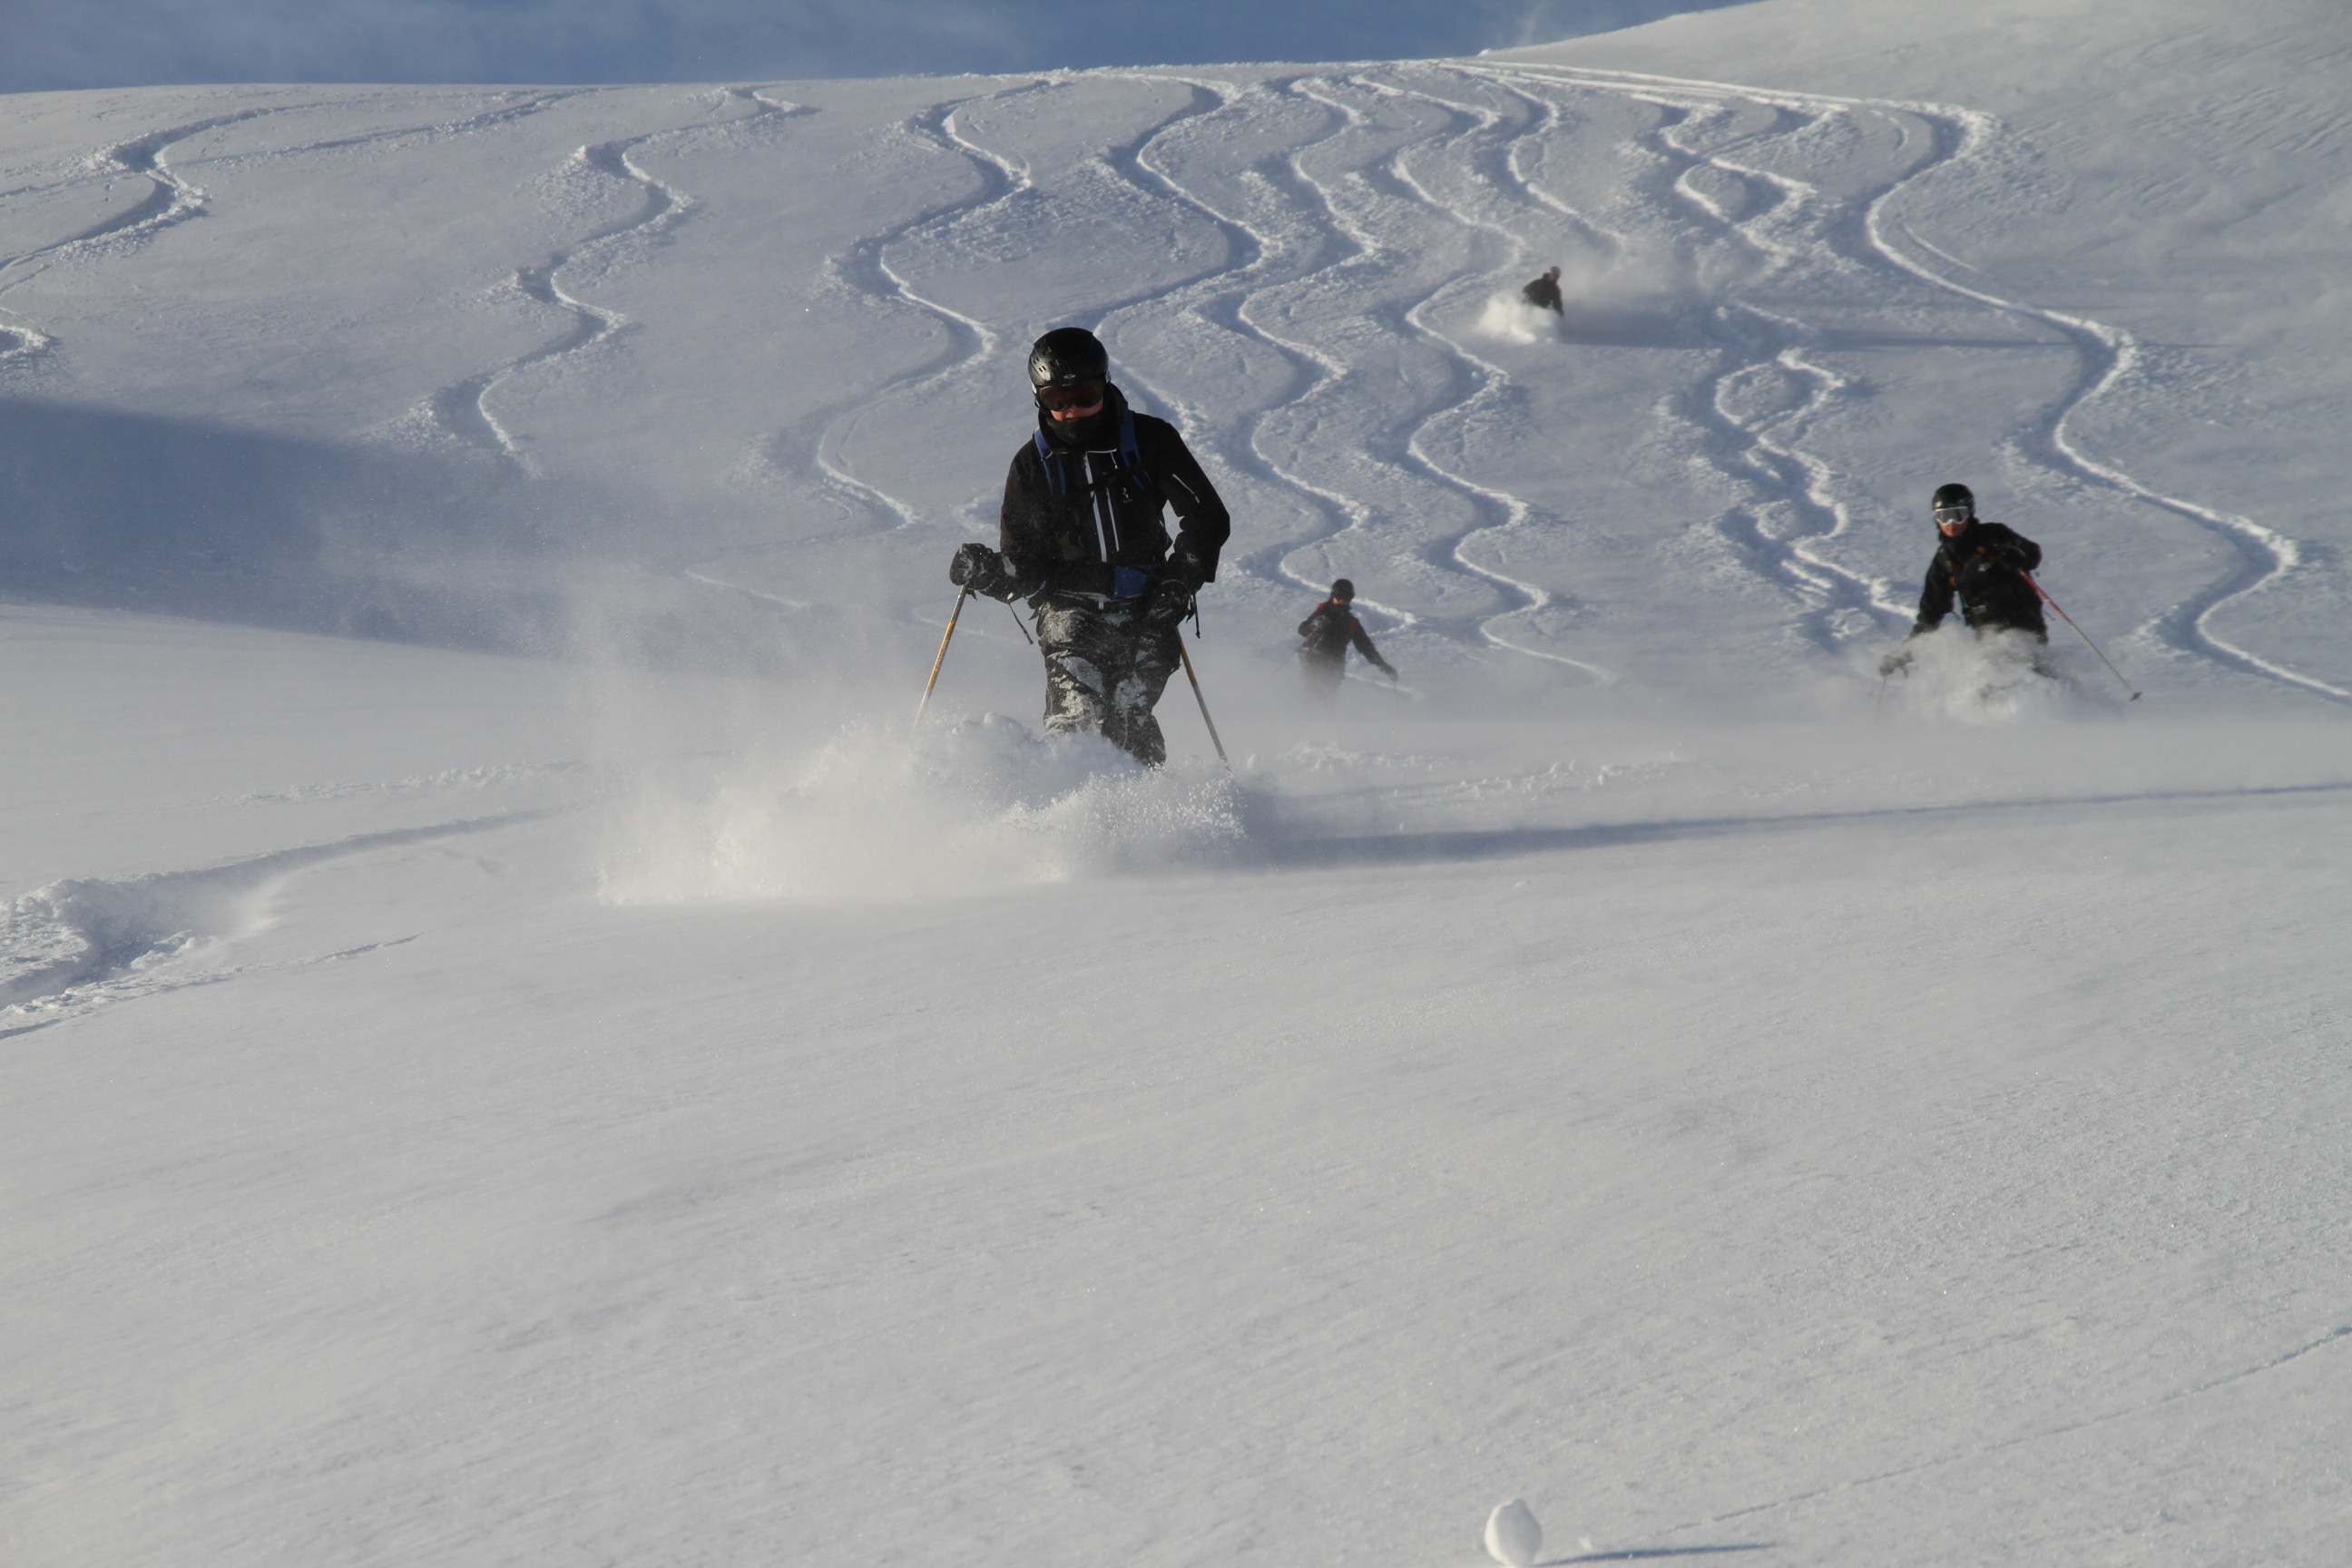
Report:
4,69,2331,701
1087,68,1443,655
1279,73,1512,645
215,64,2325,701
424,88,808,475
0,91,600,374
1485,61,2347,702
697,74,1226,609
1651,89,1915,646
1371,67,1617,681
1106,74,1387,605
0,104,295,371
0,808,566,1038
768,83,1047,540
800,53,2337,700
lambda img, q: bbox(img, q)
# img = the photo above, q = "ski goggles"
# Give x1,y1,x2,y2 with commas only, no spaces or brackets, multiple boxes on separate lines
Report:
1035,380,1106,414
1934,505,1973,524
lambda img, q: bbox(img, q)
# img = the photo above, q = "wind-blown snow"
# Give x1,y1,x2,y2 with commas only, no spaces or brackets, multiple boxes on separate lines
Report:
5,2,2350,1563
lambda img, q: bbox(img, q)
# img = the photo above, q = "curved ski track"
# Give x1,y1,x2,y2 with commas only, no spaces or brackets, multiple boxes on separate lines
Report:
15,74,2320,700
1271,73,1528,651
0,105,297,373
1482,61,2348,704
0,806,568,1040
0,92,596,377
1629,83,1917,649
770,83,1049,541
1367,68,1622,681
707,74,1219,629
1101,73,1388,603
830,54,2337,701
424,88,808,475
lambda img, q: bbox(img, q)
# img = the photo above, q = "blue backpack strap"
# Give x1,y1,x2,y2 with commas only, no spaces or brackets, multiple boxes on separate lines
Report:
1117,409,1155,495
1034,415,1151,498
1032,427,1065,495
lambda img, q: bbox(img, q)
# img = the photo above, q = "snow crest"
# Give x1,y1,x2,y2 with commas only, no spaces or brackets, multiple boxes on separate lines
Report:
598,715,1243,903
0,875,249,1024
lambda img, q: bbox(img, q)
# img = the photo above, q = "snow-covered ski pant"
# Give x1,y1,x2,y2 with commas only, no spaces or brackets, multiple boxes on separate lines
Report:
1298,648,1347,700
1034,596,1181,766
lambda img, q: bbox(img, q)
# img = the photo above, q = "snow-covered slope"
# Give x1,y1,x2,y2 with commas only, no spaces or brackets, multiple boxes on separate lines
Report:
6,5,2349,707
5,2,2349,1563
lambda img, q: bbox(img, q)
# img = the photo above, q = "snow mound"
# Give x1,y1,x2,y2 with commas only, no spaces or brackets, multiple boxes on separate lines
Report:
1,874,250,1015
598,714,1243,903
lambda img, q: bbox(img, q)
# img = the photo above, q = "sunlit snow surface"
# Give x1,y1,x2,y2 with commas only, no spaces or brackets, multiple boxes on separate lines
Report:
5,2,2352,1564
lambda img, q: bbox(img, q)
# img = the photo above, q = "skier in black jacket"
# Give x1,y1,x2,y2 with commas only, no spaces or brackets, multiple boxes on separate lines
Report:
1298,579,1396,697
1881,483,2047,675
947,327,1230,765
1521,267,1564,316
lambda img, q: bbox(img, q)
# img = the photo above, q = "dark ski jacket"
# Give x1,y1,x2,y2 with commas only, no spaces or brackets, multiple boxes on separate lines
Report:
1521,273,1563,315
998,384,1230,603
1912,520,2046,638
1298,600,1390,671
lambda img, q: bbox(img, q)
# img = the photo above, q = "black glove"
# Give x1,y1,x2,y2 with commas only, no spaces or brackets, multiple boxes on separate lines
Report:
1140,544,1207,627
949,542,1014,601
1878,647,1915,677
1141,572,1196,629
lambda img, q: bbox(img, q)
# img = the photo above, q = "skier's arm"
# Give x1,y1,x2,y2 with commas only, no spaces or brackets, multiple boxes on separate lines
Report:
1985,526,2040,573
1911,551,1955,635
995,448,1070,600
1348,615,1395,673
1141,423,1230,583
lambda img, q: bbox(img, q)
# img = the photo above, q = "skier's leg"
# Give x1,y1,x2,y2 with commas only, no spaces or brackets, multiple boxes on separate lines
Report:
1299,651,1346,701
1034,600,1116,738
2027,628,2057,681
1101,611,1180,766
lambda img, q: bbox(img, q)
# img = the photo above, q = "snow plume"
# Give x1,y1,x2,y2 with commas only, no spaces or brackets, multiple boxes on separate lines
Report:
1475,251,1666,345
598,715,1242,903
1875,625,2112,724
1476,293,1566,346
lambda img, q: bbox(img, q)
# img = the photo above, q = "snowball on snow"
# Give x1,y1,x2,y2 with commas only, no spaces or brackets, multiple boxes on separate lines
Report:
1485,1498,1543,1568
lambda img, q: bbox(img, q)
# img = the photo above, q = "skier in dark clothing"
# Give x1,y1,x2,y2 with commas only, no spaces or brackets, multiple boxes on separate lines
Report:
1521,267,1564,316
1298,578,1396,697
947,327,1230,766
1880,482,2047,675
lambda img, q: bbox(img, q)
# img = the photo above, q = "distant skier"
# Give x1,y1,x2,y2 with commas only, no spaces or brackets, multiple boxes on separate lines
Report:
1298,579,1396,697
1520,266,1564,316
946,327,1230,766
1880,482,2047,676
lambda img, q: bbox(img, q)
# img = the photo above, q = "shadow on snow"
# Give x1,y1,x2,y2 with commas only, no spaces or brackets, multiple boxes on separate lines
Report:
1241,779,2352,871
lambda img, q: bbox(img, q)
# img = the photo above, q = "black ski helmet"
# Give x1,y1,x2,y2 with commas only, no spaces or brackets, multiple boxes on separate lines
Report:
1029,327,1109,392
1931,482,1975,522
1330,578,1355,601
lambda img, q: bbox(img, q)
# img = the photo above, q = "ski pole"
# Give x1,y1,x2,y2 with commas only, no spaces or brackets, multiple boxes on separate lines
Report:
2024,572,2141,701
1176,639,1230,769
915,588,971,722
